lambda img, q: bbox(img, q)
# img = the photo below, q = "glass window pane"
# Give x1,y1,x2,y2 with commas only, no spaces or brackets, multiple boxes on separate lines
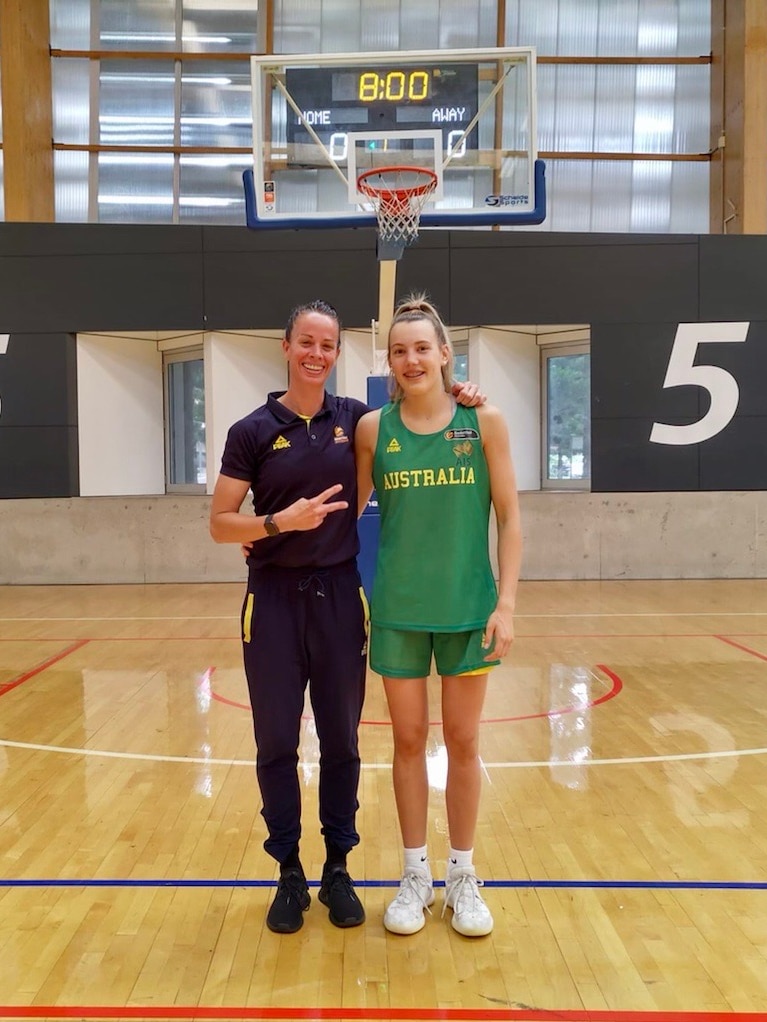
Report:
546,352,590,483
99,59,176,147
508,0,710,57
180,59,252,147
100,0,178,52
453,342,469,383
98,152,175,224
46,0,713,232
538,65,710,154
520,158,709,233
50,0,92,49
359,0,401,52
55,150,89,222
273,0,322,53
52,57,90,145
182,2,258,53
179,153,250,223
166,356,206,487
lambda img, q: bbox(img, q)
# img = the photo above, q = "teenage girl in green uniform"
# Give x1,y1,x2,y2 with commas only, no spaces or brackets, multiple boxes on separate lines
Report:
355,294,522,938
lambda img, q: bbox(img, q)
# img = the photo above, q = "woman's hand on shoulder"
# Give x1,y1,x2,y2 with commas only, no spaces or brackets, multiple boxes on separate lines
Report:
452,380,486,407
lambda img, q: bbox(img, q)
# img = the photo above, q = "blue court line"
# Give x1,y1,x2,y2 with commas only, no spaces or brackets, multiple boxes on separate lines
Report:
1,878,766,890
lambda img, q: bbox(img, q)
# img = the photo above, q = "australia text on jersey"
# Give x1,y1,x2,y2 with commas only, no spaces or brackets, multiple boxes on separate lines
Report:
382,465,476,489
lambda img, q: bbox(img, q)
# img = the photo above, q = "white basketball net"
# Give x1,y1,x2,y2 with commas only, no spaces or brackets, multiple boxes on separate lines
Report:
357,166,438,246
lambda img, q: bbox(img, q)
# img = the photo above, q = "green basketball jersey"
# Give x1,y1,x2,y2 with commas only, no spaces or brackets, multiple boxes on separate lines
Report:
371,402,498,631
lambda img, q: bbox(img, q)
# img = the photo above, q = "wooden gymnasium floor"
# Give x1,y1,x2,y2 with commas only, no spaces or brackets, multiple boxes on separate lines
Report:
1,579,767,1022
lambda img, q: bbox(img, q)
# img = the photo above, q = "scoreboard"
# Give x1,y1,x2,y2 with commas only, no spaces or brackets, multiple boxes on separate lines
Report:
284,63,479,160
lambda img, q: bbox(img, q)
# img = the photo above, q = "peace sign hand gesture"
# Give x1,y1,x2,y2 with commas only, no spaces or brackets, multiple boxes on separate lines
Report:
278,484,349,532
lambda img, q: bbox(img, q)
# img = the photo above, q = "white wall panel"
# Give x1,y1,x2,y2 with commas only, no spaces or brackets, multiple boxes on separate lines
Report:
77,334,165,496
469,327,540,491
204,331,286,493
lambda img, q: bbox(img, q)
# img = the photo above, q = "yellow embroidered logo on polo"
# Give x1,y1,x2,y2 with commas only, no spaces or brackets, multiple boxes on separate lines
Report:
386,437,401,454
272,435,291,450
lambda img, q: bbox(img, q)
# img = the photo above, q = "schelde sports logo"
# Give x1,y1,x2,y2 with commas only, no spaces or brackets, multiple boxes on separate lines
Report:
272,435,291,450
484,194,529,207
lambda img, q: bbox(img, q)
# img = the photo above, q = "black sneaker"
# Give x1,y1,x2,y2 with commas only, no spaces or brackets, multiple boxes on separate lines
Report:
318,864,365,928
266,866,310,934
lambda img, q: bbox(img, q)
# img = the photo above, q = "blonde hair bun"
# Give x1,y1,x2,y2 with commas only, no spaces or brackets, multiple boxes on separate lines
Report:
387,291,454,400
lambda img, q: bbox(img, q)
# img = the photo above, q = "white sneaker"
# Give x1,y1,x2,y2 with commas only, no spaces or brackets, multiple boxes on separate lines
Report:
443,866,494,937
384,869,435,934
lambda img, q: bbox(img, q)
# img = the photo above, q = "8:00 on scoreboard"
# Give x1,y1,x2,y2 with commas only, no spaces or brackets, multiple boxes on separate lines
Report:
284,63,479,159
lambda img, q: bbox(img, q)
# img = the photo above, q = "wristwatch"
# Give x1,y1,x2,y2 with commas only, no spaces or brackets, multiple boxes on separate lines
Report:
263,512,280,537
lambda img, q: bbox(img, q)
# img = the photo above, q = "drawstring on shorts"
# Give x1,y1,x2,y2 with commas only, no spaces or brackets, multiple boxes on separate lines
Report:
298,573,327,598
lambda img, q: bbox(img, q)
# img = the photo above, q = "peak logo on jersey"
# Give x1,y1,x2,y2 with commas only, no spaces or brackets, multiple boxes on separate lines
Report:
386,437,402,454
333,425,349,444
444,427,479,442
272,435,291,450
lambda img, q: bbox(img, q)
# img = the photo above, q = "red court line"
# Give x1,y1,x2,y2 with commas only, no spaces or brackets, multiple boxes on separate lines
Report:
0,640,90,697
0,1005,764,1021
207,663,623,726
715,635,767,662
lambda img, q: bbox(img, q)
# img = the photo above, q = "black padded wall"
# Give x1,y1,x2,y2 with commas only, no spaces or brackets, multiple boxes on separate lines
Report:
447,233,699,325
0,222,766,498
591,319,767,492
0,333,79,498
0,224,205,333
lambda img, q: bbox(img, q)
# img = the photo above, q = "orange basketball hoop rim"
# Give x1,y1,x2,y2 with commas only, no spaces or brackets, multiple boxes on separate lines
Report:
357,165,439,246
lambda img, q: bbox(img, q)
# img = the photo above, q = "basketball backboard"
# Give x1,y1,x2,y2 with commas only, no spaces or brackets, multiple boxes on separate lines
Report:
244,47,545,230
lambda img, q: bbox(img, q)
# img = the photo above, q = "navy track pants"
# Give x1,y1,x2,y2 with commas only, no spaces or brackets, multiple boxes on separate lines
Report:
241,558,368,863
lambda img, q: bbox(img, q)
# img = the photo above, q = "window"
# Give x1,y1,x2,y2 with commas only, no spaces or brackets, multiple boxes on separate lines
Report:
541,342,590,489
453,337,468,383
48,0,712,231
50,1,259,224
164,349,206,492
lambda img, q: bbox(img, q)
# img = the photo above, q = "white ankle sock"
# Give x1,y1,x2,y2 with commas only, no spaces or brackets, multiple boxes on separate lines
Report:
447,847,473,873
403,845,431,877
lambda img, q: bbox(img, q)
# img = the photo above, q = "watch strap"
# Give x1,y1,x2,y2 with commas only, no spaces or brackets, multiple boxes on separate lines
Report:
264,513,280,536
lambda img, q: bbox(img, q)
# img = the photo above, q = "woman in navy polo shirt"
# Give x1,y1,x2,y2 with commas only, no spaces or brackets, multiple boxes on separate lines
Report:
210,298,481,935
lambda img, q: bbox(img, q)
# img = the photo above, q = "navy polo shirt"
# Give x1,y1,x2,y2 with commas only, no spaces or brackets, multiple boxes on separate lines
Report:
220,391,369,569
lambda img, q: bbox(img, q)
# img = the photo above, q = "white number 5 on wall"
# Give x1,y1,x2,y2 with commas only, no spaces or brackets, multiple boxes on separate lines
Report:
0,334,8,419
649,322,749,446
